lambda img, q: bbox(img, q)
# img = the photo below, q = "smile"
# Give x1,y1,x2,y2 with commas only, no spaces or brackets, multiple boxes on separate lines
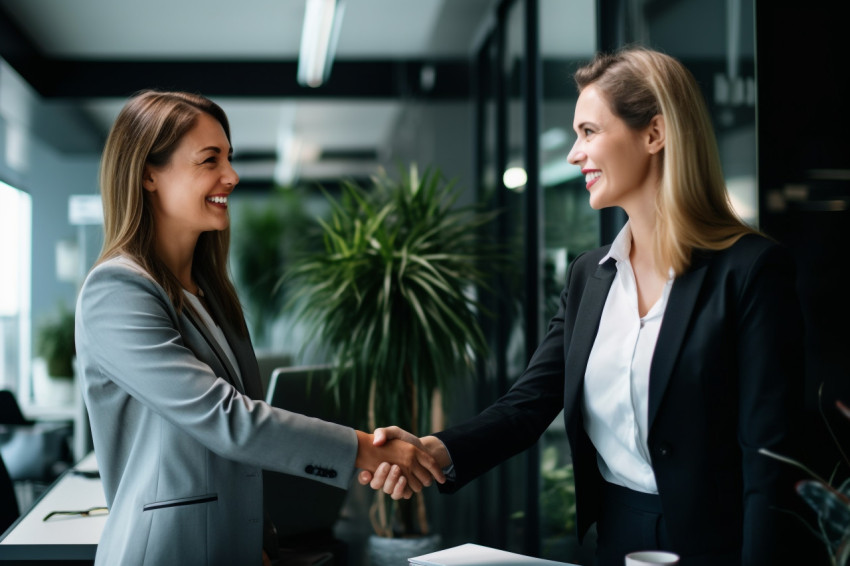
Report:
206,196,228,207
585,171,601,188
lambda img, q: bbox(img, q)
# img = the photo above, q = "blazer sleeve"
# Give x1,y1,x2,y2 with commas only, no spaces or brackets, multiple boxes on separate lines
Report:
734,242,805,563
432,252,594,493
76,261,357,489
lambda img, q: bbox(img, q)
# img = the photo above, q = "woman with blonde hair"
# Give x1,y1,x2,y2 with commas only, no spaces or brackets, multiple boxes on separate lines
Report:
362,46,804,565
76,90,443,566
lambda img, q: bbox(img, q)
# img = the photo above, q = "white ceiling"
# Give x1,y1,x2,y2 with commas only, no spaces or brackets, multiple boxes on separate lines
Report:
0,0,595,186
2,0,475,60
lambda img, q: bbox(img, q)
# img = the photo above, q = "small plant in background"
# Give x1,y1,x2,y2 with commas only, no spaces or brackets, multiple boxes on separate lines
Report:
760,384,850,566
510,445,577,555
540,445,577,537
35,303,76,378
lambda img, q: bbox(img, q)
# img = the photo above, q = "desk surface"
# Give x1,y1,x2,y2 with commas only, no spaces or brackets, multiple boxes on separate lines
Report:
0,452,103,560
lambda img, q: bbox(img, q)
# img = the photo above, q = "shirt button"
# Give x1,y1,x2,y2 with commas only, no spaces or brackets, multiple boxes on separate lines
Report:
657,443,672,457
305,465,314,475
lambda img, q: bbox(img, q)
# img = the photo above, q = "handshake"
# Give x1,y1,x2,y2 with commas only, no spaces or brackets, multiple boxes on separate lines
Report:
354,426,451,500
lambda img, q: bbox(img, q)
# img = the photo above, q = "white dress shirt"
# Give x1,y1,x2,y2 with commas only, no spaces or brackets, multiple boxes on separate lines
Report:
582,223,674,494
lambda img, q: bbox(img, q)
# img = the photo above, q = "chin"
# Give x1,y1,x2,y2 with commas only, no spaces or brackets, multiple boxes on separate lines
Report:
587,195,607,210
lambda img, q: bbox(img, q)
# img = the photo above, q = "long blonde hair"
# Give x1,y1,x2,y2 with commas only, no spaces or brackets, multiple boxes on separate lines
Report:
575,46,756,276
97,90,246,335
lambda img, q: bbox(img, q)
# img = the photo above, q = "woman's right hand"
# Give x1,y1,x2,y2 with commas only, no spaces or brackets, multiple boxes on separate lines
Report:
357,427,450,500
354,429,445,500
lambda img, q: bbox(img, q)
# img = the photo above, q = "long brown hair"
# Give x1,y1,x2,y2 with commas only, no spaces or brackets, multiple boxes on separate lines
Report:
97,90,246,335
575,46,756,276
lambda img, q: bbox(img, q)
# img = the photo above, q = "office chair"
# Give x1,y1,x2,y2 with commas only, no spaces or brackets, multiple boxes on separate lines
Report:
0,452,20,535
0,390,32,426
0,389,72,485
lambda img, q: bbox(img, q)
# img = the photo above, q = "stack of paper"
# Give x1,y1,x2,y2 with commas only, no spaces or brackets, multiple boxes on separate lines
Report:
409,543,577,566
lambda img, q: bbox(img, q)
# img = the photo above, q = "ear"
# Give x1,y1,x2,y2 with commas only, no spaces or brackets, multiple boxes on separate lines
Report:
646,114,665,155
142,166,156,192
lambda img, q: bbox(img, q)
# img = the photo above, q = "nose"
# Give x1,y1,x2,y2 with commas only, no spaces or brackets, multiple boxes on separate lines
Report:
567,139,584,165
224,161,239,188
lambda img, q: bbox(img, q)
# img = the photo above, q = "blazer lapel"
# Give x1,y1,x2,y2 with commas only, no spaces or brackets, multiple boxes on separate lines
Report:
564,258,617,435
194,282,264,400
647,257,709,429
184,305,247,394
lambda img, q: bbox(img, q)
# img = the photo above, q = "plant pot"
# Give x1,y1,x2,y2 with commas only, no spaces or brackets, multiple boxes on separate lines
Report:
32,357,75,407
367,533,442,566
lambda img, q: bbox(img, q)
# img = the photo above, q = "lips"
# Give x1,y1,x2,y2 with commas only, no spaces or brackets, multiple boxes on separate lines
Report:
584,170,601,189
206,195,228,207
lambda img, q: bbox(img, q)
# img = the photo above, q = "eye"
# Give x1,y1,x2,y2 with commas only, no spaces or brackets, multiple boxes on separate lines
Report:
203,156,217,164
583,128,594,137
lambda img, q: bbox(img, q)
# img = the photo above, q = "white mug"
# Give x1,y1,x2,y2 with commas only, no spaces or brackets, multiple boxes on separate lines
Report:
625,550,680,565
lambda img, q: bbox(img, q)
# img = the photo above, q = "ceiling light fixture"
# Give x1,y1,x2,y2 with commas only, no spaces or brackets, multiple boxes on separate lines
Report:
297,0,346,88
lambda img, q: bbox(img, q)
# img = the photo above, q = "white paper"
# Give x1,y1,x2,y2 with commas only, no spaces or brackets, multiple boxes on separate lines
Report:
409,543,576,566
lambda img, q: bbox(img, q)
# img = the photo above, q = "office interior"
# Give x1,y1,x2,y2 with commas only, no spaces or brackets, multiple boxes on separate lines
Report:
1,0,848,564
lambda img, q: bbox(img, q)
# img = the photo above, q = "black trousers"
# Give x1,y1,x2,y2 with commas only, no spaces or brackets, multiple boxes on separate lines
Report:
594,481,740,566
594,481,672,566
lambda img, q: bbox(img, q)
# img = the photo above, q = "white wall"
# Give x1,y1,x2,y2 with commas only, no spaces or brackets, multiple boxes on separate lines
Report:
0,58,102,399
381,101,477,207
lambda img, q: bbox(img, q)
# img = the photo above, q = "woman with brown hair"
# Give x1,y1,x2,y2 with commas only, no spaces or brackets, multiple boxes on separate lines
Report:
76,90,443,566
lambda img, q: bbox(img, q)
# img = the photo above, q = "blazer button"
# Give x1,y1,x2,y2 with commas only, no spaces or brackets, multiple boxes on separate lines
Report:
657,443,672,457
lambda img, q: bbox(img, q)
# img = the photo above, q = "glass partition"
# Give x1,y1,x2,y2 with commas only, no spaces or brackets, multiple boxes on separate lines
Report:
0,179,32,395
622,0,758,225
536,0,597,561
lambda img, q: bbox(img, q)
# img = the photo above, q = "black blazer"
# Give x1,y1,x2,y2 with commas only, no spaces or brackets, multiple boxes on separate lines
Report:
435,234,804,564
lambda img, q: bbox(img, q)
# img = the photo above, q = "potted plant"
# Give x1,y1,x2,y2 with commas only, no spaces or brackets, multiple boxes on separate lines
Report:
761,384,850,566
284,164,503,558
33,302,76,405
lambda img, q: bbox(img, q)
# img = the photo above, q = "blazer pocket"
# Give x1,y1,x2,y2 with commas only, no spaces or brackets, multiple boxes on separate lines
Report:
143,493,218,512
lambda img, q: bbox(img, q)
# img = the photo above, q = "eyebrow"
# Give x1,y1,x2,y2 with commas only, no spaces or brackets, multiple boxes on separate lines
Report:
198,146,234,156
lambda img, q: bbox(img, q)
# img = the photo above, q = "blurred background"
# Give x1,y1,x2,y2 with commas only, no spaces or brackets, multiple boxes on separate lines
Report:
1,1,847,564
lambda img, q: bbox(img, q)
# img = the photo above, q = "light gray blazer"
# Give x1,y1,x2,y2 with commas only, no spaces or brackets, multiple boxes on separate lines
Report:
75,256,357,566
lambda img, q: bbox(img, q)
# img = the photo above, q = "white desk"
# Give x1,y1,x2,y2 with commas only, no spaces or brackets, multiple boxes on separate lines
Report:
0,452,104,561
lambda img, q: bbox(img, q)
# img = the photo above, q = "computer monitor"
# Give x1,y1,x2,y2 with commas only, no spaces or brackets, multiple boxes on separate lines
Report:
263,366,352,539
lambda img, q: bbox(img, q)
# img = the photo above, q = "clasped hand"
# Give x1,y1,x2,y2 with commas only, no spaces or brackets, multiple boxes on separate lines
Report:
356,427,450,500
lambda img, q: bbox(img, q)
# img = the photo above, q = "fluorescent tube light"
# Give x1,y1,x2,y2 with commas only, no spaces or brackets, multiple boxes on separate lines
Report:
297,0,346,88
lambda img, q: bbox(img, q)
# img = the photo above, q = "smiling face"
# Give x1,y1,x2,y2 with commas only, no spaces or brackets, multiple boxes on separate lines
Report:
143,112,239,245
567,84,662,213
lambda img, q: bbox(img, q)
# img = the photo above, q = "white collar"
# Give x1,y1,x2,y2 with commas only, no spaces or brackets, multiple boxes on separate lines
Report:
599,221,675,281
599,221,633,265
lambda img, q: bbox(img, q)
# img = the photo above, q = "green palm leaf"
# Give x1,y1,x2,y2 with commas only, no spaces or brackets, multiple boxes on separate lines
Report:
282,165,505,437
